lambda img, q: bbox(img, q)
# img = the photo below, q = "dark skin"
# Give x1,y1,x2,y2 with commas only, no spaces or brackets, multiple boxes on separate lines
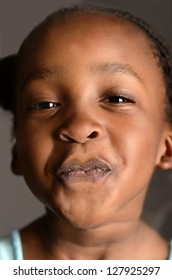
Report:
12,14,172,259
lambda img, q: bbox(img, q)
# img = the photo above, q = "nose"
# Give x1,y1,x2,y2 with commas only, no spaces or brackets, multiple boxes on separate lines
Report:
57,113,105,144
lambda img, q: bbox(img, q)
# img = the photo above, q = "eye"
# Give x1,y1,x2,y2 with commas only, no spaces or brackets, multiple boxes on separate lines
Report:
27,101,61,111
103,92,135,105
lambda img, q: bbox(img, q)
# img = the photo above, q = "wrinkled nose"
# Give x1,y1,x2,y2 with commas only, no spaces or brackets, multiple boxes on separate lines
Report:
57,114,104,144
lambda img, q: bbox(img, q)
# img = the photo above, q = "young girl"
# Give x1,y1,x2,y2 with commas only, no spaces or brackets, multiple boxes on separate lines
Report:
0,5,172,260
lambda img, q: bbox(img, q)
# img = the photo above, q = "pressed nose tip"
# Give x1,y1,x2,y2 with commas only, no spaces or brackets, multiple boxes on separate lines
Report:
56,111,105,144
57,117,103,143
59,129,99,143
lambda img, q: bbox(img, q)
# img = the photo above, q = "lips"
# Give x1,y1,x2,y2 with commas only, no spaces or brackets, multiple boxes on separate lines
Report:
55,159,112,183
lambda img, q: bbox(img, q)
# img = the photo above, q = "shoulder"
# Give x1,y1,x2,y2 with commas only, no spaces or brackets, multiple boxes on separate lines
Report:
0,230,23,260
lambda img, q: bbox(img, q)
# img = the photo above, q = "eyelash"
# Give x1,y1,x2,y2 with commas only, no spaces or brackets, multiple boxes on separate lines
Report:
104,96,134,104
102,91,135,105
27,101,61,111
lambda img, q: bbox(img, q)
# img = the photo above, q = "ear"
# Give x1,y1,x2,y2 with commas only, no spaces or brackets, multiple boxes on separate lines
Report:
156,133,172,170
11,144,22,175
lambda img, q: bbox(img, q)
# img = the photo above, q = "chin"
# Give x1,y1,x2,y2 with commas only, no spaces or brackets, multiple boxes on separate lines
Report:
51,206,107,230
64,219,104,230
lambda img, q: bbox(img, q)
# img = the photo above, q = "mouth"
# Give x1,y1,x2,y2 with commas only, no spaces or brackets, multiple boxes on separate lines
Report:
56,159,112,184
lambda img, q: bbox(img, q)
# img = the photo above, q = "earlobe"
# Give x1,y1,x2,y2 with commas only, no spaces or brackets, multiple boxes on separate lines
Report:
156,135,172,170
11,144,22,175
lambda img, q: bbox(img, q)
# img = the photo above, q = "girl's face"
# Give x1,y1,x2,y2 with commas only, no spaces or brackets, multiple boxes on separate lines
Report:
14,15,170,228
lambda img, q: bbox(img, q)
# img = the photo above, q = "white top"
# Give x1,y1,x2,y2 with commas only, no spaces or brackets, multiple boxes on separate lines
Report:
0,230,23,260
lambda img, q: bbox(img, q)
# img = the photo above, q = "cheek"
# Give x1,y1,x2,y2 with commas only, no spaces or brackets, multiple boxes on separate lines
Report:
108,112,162,163
16,125,53,191
17,133,50,167
107,115,162,191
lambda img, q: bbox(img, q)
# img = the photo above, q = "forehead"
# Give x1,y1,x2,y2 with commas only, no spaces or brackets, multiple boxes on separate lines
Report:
22,13,153,56
18,13,165,94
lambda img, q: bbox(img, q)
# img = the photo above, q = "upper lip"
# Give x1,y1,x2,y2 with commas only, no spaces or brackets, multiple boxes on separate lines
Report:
56,159,112,176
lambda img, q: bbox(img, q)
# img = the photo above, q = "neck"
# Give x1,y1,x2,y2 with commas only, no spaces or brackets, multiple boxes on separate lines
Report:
21,211,168,260
42,210,142,259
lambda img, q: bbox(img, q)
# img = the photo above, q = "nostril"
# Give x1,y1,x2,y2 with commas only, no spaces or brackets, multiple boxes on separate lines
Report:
88,131,99,139
60,133,75,142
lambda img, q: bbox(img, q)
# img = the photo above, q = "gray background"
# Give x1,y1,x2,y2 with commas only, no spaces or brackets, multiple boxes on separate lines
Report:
0,0,172,238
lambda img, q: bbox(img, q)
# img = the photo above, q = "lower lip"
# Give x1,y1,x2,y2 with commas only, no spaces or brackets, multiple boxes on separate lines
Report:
57,168,111,184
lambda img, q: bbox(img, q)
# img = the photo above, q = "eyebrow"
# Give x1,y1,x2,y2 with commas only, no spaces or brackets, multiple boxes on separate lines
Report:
20,62,144,92
90,63,143,83
20,67,65,92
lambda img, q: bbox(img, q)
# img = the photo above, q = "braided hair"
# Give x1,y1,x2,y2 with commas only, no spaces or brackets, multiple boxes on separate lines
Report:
0,5,172,126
